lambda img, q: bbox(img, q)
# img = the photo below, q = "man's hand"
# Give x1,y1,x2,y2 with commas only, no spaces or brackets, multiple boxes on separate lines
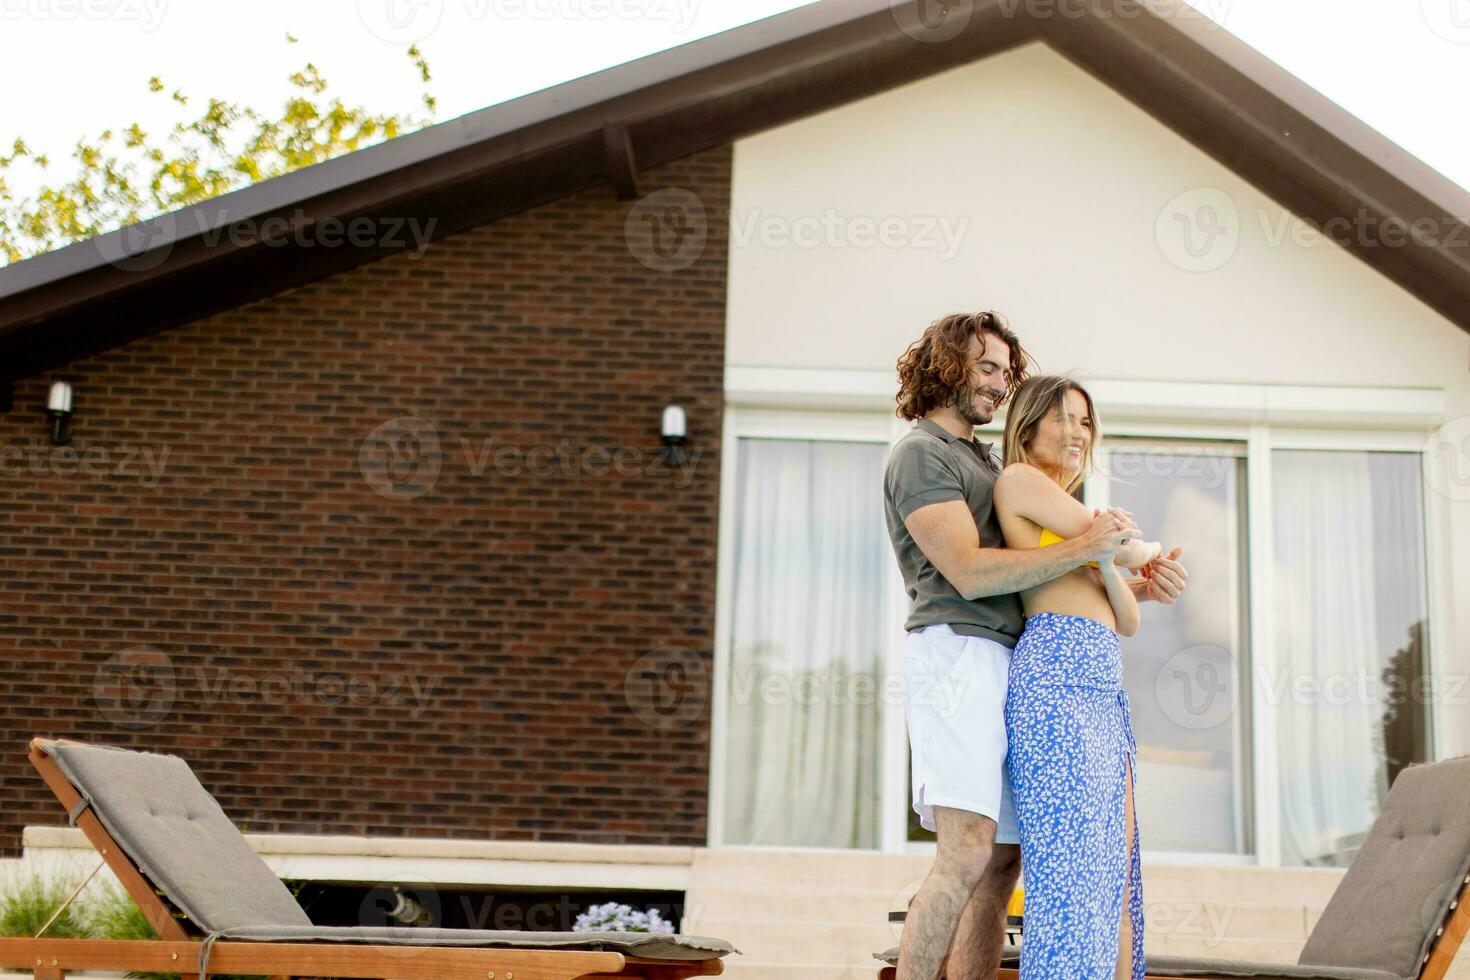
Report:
1078,507,1140,566
1134,546,1188,603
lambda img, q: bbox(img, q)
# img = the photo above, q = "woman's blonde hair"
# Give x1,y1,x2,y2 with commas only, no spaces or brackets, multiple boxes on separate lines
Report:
1002,374,1101,495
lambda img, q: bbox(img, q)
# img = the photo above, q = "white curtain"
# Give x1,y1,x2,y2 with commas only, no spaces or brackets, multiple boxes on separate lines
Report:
722,439,887,848
1272,451,1390,866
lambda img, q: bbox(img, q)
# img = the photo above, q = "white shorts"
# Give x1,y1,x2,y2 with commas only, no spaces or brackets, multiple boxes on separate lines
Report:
903,623,1020,844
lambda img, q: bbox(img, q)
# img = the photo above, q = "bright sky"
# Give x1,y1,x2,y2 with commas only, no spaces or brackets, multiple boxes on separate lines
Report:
1,0,1467,206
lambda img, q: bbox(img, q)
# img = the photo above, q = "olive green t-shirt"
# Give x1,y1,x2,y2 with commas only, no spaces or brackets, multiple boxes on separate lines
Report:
883,418,1025,648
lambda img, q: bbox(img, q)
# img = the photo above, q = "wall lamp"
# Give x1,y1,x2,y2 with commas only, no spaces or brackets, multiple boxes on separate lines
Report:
661,404,688,467
46,380,74,446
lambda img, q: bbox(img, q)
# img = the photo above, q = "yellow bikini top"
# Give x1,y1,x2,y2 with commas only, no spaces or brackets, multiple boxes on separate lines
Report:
1037,526,1100,569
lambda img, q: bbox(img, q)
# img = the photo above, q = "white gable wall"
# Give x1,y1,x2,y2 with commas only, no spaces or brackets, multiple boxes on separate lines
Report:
724,41,1470,755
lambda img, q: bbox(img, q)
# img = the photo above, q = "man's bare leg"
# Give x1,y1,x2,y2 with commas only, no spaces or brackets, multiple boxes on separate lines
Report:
946,842,1021,979
897,806,998,980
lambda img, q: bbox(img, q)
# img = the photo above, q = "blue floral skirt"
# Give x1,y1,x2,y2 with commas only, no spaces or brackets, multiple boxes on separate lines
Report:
1005,611,1144,979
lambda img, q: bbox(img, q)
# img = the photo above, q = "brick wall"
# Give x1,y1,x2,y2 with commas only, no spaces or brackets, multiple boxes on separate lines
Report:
0,148,731,854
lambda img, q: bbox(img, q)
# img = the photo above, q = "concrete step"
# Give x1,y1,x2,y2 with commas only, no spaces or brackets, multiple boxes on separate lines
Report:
690,850,1346,907
723,963,882,980
701,887,1318,944
690,849,933,892
723,962,884,980
1136,865,1344,908
702,911,1314,969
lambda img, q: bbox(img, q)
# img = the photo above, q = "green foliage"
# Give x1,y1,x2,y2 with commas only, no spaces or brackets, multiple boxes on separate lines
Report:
0,868,287,980
0,865,92,940
0,34,436,264
83,880,162,941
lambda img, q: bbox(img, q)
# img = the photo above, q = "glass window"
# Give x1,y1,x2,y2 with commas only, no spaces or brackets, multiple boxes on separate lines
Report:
722,437,889,848
721,423,1435,864
1100,441,1253,856
1270,450,1430,867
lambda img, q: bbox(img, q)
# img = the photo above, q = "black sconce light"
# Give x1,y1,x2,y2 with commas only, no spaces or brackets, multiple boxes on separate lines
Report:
661,404,687,467
46,380,74,446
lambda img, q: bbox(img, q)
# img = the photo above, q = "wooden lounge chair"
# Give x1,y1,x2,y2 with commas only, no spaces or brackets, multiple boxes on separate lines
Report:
875,754,1470,980
0,738,737,980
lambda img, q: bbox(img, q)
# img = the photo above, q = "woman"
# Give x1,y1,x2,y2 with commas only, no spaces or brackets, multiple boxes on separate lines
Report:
994,375,1160,979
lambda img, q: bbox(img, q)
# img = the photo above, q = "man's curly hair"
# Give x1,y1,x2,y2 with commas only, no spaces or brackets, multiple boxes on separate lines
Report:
895,311,1034,421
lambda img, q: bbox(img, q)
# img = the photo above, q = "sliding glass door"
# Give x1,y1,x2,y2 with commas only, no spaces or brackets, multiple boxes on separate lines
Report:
713,415,1437,865
1269,450,1430,866
1093,440,1252,857
721,436,890,848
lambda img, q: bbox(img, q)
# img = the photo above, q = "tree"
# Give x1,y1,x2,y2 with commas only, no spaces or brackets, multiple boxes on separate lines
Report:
0,34,436,265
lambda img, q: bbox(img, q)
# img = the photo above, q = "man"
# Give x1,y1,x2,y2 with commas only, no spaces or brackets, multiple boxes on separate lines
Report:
883,311,1188,980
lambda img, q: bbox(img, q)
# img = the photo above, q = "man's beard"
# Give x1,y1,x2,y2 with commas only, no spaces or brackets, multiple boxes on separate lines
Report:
952,386,993,426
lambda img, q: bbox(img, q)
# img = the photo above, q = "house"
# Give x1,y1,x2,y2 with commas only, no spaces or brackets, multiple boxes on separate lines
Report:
1,1,1467,976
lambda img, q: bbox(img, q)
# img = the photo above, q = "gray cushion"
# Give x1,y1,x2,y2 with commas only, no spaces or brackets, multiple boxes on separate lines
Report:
872,947,1397,979
44,740,311,933
1298,755,1470,977
41,740,737,959
1144,956,1401,980
220,925,735,960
